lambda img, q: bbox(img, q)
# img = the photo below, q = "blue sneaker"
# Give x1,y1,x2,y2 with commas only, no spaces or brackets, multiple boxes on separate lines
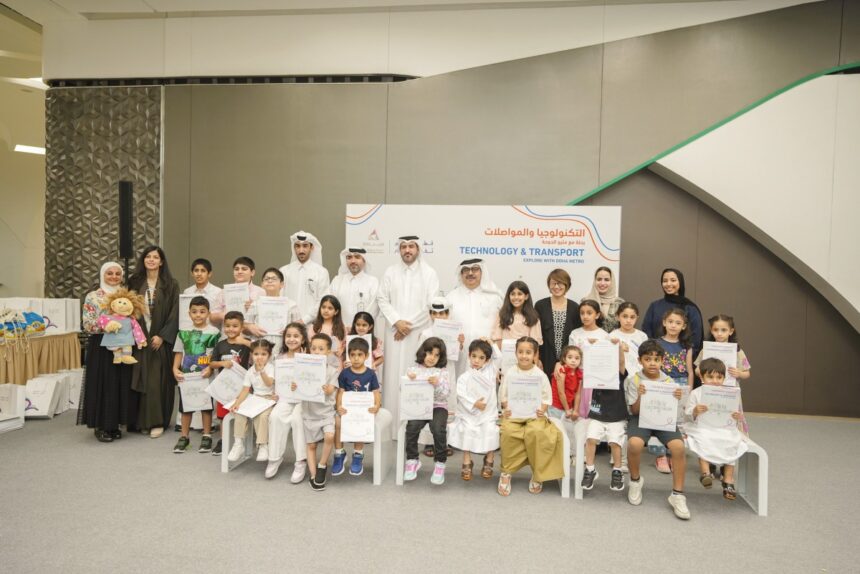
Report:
332,450,347,476
349,451,365,476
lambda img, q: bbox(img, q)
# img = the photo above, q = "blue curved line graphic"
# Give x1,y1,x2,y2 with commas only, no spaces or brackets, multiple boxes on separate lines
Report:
521,205,619,252
345,204,383,226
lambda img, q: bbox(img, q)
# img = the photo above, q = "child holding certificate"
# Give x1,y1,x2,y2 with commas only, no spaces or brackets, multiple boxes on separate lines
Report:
207,311,251,455
265,321,310,482
417,297,463,415
211,256,266,337
624,340,690,520
684,358,747,501
449,339,501,480
255,267,301,354
568,300,610,348
609,302,648,374
171,296,221,454
227,339,276,463
307,295,346,365
295,333,340,491
348,312,384,369
403,337,451,485
333,338,381,477
497,337,564,496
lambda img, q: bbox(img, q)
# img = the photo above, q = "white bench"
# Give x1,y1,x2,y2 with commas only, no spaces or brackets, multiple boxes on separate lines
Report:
396,417,570,498
736,436,769,516
220,413,256,473
370,408,394,486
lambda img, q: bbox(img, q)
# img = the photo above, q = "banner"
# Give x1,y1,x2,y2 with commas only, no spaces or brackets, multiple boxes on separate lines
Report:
345,204,621,299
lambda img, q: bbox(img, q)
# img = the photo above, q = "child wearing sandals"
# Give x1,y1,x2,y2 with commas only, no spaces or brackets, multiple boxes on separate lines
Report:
403,337,451,485
448,338,501,481
685,358,748,501
497,337,564,496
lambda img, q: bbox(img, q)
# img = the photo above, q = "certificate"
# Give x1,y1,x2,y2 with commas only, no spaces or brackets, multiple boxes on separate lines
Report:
698,386,741,429
274,358,296,402
223,283,249,314
638,380,679,432
506,374,543,419
583,340,619,389
206,364,247,405
702,342,739,386
501,339,517,372
346,334,373,368
399,376,434,421
179,294,194,331
432,319,463,361
287,353,326,404
224,394,275,419
340,392,375,442
179,373,213,412
619,336,642,378
257,296,290,335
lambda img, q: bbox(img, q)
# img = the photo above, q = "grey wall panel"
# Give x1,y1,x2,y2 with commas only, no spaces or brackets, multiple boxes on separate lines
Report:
45,86,161,300
583,170,859,416
840,0,860,65
162,84,387,289
599,0,843,184
387,46,602,204
162,86,191,279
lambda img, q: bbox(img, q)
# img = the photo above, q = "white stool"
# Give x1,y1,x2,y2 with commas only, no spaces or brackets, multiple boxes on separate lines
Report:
371,408,394,485
548,417,571,498
736,437,769,516
220,413,255,473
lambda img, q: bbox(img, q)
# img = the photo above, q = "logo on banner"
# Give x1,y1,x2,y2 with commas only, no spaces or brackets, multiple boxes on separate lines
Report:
368,229,379,241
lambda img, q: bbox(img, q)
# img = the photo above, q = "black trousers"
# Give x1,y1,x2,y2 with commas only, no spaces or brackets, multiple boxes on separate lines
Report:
405,407,448,463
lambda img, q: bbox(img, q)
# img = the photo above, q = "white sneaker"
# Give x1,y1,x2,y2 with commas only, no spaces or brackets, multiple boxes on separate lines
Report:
628,476,644,506
291,460,308,484
668,493,691,520
256,445,269,462
227,441,245,462
265,458,282,479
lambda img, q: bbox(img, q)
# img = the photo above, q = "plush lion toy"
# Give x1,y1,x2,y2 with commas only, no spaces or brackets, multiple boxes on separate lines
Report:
97,288,148,364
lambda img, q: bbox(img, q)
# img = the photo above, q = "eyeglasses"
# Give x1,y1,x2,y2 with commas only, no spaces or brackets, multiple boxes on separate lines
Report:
262,276,280,282
460,266,482,274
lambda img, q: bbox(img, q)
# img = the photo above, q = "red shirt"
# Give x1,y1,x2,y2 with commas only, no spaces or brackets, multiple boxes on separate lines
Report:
551,366,582,411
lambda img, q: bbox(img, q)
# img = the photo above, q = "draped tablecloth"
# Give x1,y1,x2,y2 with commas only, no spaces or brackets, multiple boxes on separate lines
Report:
0,333,82,385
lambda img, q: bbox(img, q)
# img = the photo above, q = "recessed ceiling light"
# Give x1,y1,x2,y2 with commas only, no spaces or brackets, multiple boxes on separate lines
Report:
14,144,45,155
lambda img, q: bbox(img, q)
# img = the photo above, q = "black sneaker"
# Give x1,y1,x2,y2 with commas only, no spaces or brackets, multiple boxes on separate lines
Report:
582,468,598,490
314,465,328,487
109,430,122,440
173,436,190,453
212,439,222,456
310,474,325,492
610,469,624,491
94,430,113,443
199,435,213,453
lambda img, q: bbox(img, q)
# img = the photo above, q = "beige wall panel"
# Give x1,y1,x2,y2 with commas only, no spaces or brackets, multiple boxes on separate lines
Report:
162,86,192,283
840,0,860,65
387,46,602,204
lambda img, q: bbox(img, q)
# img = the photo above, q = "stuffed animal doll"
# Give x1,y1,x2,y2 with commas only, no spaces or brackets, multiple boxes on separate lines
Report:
97,288,147,364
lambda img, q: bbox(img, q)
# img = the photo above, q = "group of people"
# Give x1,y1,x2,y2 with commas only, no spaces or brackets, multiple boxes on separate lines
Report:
79,231,752,519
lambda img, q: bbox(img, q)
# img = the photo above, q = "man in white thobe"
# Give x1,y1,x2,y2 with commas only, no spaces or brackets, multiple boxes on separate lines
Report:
279,230,331,325
445,258,504,378
377,236,439,436
326,246,379,327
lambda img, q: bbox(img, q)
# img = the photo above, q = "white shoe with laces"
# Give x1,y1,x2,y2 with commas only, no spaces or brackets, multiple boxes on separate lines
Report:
668,493,691,520
227,441,245,462
628,476,644,506
291,461,308,484
256,445,269,462
265,458,282,479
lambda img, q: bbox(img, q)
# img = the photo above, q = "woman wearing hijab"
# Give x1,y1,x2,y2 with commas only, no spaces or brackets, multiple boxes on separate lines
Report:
581,266,625,333
641,268,704,355
78,261,134,442
534,268,581,380
127,246,180,438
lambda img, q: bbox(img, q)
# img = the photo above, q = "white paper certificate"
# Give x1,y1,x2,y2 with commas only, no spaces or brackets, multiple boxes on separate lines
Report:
583,340,619,389
206,364,248,405
702,342,739,386
288,353,326,403
179,294,194,331
507,375,543,419
346,334,373,368
501,339,517,372
399,376,434,421
618,335,642,378
223,283,250,314
638,380,679,432
179,373,213,412
274,358,296,402
698,386,741,429
340,392,375,442
224,394,275,419
257,296,290,335
432,319,463,361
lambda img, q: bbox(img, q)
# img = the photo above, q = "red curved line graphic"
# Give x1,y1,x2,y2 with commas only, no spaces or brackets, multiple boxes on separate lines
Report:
346,204,381,221
510,205,619,263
